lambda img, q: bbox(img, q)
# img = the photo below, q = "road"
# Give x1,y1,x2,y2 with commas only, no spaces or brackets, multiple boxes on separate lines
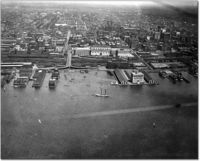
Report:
132,50,154,70
63,30,72,67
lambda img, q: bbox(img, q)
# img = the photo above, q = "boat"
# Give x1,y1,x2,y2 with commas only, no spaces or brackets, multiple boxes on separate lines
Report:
168,74,177,84
49,78,57,89
13,77,28,88
95,88,110,97
95,93,109,97
159,70,167,78
51,69,60,80
80,70,84,73
111,81,118,85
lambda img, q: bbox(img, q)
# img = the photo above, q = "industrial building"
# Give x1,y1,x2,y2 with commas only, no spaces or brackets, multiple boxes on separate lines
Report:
118,49,134,58
73,47,90,56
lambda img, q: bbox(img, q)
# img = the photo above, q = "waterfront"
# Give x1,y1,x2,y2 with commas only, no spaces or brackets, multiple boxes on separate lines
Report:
1,70,198,159
1,0,198,158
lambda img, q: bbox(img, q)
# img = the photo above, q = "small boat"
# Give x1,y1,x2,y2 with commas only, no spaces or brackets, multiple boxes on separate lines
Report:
111,81,118,85
64,74,67,80
49,78,57,89
95,94,109,97
80,70,84,73
95,88,110,97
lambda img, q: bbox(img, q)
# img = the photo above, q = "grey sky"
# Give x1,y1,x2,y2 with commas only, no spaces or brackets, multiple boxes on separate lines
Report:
1,0,198,7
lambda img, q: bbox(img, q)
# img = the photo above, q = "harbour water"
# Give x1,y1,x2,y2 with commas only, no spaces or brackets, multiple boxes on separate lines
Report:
1,69,198,159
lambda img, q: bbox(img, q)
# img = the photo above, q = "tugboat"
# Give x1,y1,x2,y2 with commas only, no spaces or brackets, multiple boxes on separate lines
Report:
111,81,118,85
169,74,177,84
177,72,183,81
95,88,110,97
49,78,57,89
159,70,167,78
51,69,60,80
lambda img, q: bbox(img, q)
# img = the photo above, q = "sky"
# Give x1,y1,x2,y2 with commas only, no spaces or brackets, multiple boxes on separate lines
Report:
1,0,198,7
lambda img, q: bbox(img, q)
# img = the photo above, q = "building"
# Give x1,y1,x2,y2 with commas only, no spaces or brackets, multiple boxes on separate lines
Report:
154,32,161,40
114,69,128,85
131,70,145,84
163,32,171,42
55,46,64,53
110,48,133,58
91,45,111,56
118,49,134,58
150,63,169,69
52,39,65,46
73,47,90,56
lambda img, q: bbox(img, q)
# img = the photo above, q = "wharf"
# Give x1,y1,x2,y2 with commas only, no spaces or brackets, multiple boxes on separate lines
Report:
111,81,152,86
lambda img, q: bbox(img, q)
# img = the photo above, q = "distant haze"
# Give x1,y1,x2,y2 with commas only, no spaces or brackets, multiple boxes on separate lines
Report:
1,0,198,7
1,0,198,15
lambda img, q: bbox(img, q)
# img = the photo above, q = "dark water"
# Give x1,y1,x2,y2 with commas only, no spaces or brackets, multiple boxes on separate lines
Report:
1,70,198,159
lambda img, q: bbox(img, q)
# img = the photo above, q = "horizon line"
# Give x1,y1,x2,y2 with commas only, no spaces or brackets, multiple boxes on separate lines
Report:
1,0,198,6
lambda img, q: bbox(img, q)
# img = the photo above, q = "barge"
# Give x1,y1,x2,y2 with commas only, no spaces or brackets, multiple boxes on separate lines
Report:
13,77,29,88
32,70,46,88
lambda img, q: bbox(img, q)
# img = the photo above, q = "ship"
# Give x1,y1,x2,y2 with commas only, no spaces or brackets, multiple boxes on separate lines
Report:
95,88,110,97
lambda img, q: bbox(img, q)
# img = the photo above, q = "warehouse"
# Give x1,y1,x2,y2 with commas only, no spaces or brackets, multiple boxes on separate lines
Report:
150,62,169,69
142,71,158,85
114,69,128,85
91,45,111,56
118,49,134,58
73,47,90,56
